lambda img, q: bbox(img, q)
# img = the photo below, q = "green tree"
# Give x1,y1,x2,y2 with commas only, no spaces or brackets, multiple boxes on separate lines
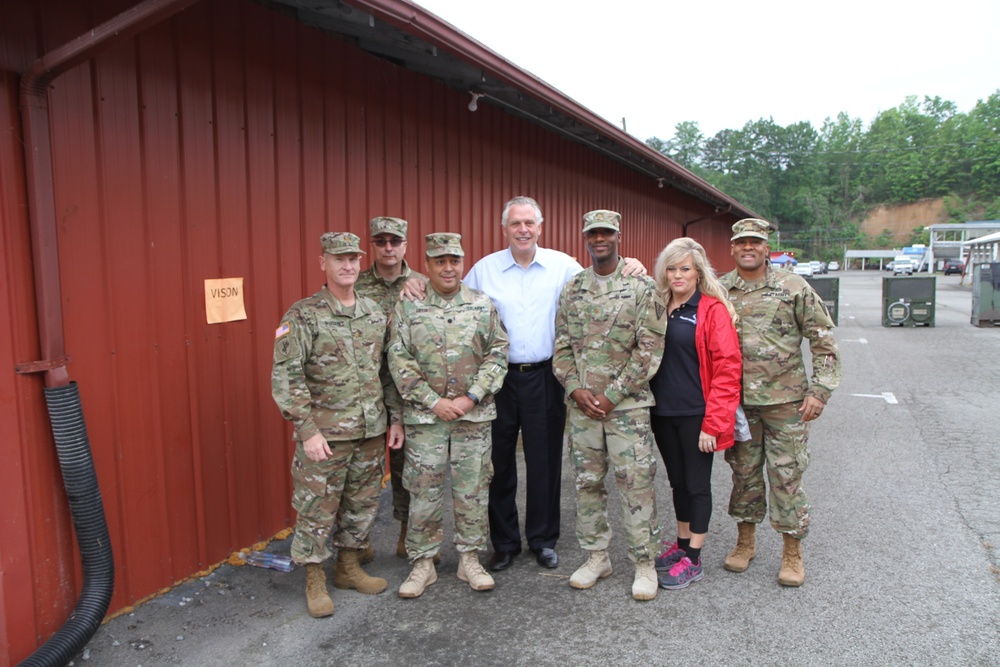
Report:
648,90,998,256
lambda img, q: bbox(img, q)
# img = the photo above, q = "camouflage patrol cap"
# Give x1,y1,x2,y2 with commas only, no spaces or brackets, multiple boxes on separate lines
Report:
425,232,464,257
321,231,365,255
369,216,408,238
582,209,622,233
731,218,773,241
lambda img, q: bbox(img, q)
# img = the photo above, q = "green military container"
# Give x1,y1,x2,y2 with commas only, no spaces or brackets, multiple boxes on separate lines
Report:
882,276,935,327
804,276,839,326
971,262,1000,327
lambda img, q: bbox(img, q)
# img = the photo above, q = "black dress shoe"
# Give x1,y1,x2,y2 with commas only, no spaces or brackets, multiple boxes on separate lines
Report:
489,550,520,572
532,547,558,569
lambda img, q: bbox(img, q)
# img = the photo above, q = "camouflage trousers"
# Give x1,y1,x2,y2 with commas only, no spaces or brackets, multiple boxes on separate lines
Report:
724,401,811,538
389,444,409,522
403,420,493,561
567,406,659,563
290,435,384,564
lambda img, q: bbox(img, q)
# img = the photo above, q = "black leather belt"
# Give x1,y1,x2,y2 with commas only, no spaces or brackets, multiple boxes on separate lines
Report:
510,358,552,372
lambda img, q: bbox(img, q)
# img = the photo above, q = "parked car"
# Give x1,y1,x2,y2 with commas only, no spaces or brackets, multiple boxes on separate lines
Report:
793,264,814,277
893,259,914,275
809,261,827,275
828,261,840,271
943,258,965,275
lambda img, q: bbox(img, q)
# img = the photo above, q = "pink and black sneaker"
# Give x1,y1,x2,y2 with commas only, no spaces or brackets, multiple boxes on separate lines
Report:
658,556,704,590
654,541,686,572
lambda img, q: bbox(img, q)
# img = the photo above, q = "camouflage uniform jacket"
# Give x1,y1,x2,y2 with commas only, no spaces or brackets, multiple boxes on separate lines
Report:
271,285,401,442
720,263,841,406
354,259,427,426
388,283,509,424
553,259,666,410
354,259,427,314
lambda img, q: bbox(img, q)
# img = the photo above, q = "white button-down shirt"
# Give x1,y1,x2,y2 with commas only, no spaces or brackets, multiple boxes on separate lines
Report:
465,246,583,364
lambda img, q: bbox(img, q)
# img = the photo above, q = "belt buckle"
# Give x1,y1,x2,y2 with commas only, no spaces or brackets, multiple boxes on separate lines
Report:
518,362,533,372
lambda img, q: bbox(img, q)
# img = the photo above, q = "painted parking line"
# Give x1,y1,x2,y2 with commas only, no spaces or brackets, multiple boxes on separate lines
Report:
851,392,898,404
840,338,868,343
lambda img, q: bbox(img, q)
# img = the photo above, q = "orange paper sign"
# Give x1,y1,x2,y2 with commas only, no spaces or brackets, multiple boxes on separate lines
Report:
205,278,247,324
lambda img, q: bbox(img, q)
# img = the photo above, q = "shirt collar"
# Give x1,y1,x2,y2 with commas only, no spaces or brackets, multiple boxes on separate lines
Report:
368,259,412,285
426,283,469,307
500,245,548,271
580,258,625,290
730,263,774,291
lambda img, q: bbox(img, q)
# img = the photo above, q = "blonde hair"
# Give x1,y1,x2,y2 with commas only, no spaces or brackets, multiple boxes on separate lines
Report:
654,237,737,324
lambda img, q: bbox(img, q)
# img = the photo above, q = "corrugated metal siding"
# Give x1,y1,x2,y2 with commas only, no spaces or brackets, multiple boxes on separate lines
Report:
0,0,740,660
1,70,55,662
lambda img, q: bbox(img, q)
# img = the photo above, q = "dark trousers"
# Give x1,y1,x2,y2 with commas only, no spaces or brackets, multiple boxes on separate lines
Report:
488,364,565,552
651,413,714,535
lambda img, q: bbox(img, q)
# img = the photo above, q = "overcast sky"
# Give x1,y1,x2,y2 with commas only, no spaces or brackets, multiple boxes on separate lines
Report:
413,0,1000,142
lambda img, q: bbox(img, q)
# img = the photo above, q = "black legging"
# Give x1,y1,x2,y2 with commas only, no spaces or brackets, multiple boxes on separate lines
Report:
651,413,714,534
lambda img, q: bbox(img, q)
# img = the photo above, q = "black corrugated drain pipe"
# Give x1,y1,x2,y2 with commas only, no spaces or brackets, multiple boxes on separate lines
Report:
19,383,114,667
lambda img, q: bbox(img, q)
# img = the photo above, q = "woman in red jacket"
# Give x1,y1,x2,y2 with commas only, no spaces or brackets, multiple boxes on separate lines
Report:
649,237,742,589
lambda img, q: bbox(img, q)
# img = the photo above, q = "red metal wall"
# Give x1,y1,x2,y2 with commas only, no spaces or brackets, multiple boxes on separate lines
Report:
0,0,740,661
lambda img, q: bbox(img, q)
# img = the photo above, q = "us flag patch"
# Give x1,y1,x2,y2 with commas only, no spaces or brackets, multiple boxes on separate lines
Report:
275,322,291,339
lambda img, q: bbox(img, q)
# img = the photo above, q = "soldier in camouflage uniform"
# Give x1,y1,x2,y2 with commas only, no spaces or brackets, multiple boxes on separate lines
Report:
552,210,666,602
719,218,842,587
388,233,509,598
271,232,402,619
354,216,427,559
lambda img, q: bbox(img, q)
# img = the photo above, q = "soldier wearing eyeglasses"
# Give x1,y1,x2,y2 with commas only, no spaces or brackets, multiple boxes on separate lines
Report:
355,217,427,560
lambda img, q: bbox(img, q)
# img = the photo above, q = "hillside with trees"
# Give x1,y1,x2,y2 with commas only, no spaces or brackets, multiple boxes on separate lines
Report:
646,90,1000,261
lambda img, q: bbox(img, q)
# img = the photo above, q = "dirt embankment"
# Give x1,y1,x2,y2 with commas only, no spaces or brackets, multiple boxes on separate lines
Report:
859,198,948,243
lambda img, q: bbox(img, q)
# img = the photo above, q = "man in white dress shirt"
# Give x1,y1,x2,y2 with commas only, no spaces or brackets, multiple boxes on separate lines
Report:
465,196,646,572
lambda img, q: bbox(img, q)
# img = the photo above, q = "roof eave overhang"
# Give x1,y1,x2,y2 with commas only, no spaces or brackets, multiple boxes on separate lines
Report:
256,0,758,218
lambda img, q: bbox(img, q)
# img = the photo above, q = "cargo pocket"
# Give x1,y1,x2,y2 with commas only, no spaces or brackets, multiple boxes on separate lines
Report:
290,449,330,515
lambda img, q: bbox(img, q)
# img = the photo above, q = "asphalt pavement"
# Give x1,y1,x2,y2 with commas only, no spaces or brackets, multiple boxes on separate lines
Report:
70,269,1000,667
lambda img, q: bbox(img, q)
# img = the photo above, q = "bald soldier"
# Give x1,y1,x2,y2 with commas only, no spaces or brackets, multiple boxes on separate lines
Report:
388,233,509,598
271,232,402,618
720,218,841,587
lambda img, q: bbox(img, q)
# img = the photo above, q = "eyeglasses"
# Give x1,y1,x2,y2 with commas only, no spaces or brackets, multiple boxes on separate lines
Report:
372,238,404,247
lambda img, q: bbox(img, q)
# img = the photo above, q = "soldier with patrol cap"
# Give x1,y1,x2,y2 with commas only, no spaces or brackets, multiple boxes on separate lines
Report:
553,210,666,602
271,231,401,618
720,218,841,586
354,216,427,559
388,233,509,598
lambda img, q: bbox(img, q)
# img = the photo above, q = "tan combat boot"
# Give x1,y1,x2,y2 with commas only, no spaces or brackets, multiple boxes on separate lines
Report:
396,521,409,558
304,563,334,618
360,542,375,564
778,534,805,587
398,557,437,598
333,548,387,594
724,522,757,573
631,560,658,601
569,550,613,589
457,551,496,592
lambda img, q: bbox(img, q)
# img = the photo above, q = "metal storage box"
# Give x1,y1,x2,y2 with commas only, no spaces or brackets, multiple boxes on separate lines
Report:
882,276,935,327
971,262,1000,327
805,276,839,326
